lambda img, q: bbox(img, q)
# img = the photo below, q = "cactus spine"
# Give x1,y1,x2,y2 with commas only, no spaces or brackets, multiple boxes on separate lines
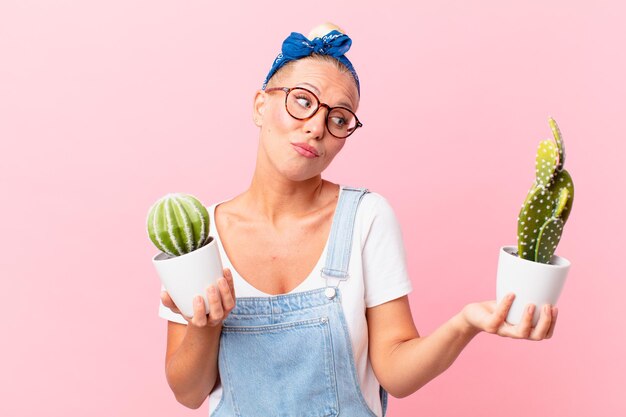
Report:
147,193,210,257
517,117,574,263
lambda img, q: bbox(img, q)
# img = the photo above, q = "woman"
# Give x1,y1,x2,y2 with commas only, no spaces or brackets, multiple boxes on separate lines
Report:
159,23,557,416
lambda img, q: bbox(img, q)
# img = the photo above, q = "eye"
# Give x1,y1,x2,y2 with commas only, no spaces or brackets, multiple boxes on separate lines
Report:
295,94,313,109
330,116,346,128
328,108,353,131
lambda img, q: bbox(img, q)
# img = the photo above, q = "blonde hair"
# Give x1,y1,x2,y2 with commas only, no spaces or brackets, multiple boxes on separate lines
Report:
307,22,346,40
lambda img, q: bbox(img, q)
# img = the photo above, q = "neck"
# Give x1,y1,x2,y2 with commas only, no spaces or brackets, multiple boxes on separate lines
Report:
245,166,328,224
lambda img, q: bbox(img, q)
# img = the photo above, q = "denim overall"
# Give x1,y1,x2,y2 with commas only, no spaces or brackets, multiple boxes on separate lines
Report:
212,187,388,417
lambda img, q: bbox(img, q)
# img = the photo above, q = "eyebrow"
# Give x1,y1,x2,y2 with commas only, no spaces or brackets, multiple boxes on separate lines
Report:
296,82,355,111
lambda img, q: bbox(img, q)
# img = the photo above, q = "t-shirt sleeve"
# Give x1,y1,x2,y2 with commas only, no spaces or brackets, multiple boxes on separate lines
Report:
158,284,188,325
362,194,413,308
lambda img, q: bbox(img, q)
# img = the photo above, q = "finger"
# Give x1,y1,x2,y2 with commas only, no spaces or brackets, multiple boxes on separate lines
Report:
160,291,181,314
546,307,559,339
207,285,225,326
218,277,236,313
489,293,515,332
160,290,172,306
191,295,208,327
224,268,236,299
529,304,552,341
164,293,193,322
514,304,535,339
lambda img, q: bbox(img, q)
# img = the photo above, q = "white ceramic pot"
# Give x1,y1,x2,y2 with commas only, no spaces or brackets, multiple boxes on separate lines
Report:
152,237,224,318
496,245,570,326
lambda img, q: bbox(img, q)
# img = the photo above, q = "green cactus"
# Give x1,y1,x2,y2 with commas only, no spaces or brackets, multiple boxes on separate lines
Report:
516,117,574,263
146,193,211,257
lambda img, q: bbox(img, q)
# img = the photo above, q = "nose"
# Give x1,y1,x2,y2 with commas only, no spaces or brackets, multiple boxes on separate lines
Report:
303,105,330,140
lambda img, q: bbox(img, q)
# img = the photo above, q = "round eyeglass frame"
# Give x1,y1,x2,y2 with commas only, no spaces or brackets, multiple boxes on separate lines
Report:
264,86,363,139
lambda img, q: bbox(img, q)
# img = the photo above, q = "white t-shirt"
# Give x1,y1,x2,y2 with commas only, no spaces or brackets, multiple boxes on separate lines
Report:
158,186,413,416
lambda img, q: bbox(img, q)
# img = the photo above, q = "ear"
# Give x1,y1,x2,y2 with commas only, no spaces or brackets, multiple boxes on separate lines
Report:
252,90,267,127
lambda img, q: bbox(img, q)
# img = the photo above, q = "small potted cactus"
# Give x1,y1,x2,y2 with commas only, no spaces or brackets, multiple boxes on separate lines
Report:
496,117,574,326
147,193,223,318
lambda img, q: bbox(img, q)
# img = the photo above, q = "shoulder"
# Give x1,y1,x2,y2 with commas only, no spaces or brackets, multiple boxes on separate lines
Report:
210,194,246,225
341,187,402,237
360,190,393,212
354,189,398,223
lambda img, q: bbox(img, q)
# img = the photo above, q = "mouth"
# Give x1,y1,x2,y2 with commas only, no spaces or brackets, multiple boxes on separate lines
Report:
291,142,320,158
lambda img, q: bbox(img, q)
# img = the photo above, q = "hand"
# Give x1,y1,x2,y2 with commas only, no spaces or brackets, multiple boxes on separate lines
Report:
160,268,237,328
461,293,558,341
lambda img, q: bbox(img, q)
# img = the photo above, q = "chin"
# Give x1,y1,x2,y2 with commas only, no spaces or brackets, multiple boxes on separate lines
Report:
281,170,321,182
279,163,326,182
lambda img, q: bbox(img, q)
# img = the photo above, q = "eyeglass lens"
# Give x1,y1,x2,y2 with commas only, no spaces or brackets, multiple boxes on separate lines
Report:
286,88,358,138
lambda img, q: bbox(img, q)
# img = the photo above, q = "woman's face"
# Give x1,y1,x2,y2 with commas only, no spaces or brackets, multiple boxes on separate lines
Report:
254,59,360,182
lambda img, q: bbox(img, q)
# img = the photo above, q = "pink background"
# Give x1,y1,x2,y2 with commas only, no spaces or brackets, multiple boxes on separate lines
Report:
1,0,624,415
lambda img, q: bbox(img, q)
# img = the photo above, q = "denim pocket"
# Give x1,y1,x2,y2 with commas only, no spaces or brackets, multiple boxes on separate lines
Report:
220,316,339,417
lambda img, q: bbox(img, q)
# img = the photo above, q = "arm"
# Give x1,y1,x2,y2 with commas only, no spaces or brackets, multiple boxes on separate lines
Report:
366,294,558,398
162,269,236,409
164,322,222,409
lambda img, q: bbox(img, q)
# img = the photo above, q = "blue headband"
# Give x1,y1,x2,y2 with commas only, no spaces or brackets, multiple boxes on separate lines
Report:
262,30,360,95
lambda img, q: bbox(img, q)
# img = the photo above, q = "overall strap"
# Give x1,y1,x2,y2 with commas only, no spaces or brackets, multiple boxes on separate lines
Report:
320,185,388,415
321,186,369,288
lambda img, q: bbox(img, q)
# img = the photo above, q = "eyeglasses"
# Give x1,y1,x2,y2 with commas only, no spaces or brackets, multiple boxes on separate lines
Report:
264,87,362,139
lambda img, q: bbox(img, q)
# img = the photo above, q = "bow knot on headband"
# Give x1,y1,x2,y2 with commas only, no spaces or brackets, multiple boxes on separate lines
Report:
262,30,360,94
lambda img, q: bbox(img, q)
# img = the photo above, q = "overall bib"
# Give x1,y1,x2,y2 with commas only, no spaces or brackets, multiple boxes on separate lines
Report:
211,187,389,417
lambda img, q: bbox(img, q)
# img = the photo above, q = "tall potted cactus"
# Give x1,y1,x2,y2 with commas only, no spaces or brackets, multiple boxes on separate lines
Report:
147,193,223,318
496,117,574,326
